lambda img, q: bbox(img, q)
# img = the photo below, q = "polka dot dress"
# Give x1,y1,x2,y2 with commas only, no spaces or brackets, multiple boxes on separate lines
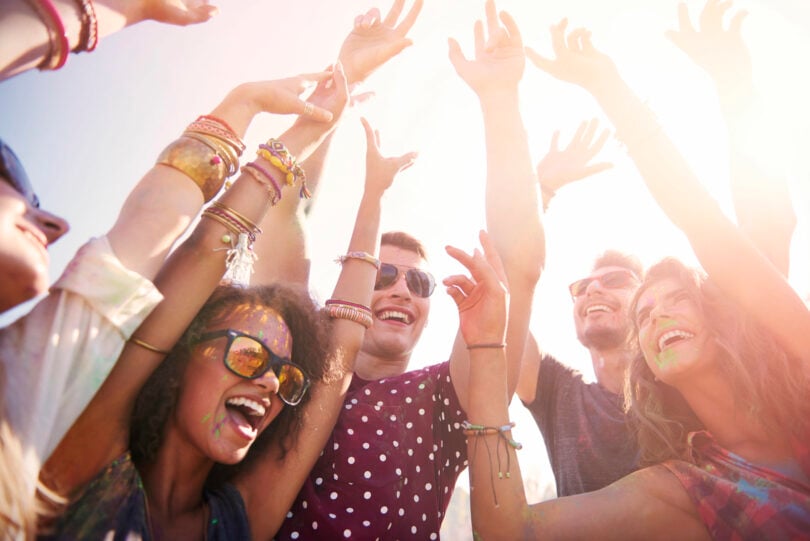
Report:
275,361,468,540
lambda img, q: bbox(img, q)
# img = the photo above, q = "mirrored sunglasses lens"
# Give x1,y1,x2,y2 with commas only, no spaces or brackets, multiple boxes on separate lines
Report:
406,269,435,298
374,263,399,291
602,271,633,288
569,278,589,298
227,336,270,378
277,364,307,404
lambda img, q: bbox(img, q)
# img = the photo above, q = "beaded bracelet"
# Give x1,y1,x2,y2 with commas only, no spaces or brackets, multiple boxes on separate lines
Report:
461,421,522,450
74,0,98,52
335,251,381,270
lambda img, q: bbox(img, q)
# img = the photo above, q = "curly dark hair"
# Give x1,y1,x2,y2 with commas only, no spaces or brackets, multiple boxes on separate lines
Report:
130,283,331,485
624,257,810,466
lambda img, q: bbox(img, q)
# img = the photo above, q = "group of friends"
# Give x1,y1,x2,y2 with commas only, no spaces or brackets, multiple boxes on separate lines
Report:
1,0,808,539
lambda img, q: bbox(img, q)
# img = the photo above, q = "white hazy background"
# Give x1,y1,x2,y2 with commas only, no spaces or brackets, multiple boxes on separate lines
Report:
1,1,809,538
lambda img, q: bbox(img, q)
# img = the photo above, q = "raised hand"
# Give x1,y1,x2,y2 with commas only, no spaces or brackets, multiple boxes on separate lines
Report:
210,71,336,138
139,0,219,26
536,119,612,198
444,231,509,348
361,117,418,197
448,0,525,98
293,63,351,129
526,19,621,94
666,0,752,91
338,0,424,84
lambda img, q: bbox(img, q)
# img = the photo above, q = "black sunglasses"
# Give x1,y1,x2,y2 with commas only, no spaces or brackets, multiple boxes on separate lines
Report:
0,139,39,208
375,262,436,298
196,329,310,406
568,269,639,299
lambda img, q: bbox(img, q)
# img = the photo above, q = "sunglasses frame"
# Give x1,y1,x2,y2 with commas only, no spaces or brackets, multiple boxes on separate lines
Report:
375,262,436,298
568,269,639,299
0,139,39,208
196,329,310,406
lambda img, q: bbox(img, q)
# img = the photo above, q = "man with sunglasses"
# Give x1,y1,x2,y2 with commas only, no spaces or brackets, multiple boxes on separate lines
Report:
517,250,644,497
275,2,545,538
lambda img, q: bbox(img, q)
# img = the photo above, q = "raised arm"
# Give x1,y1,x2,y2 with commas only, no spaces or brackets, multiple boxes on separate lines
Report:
447,0,544,411
526,20,810,360
666,0,795,275
40,73,338,498
251,0,424,286
517,120,612,403
1,0,218,82
237,117,417,538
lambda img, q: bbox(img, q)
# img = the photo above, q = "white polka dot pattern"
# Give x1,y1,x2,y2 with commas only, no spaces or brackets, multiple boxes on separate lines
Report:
275,361,468,540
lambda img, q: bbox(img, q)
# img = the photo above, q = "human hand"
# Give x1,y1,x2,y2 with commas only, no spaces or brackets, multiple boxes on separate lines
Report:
444,230,509,348
293,63,351,129
666,0,752,91
448,0,525,99
536,119,613,197
338,0,423,84
139,0,219,26
361,117,417,198
526,19,622,96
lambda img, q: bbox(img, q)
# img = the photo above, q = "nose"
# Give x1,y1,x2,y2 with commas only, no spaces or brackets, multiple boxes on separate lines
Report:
252,368,280,395
388,271,412,299
30,207,69,244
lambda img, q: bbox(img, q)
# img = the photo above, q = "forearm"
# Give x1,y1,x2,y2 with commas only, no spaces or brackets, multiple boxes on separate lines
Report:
243,188,384,539
467,349,529,540
480,91,544,397
0,0,149,81
721,89,795,275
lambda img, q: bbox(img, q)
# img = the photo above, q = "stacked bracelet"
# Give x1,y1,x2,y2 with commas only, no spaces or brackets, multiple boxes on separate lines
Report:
256,139,310,199
335,251,381,270
324,299,373,329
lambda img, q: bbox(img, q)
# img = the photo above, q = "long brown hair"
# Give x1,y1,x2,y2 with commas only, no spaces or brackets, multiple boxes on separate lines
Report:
625,258,810,465
130,284,331,485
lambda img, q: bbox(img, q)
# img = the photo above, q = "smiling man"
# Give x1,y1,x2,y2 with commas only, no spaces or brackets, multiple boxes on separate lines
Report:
517,250,644,497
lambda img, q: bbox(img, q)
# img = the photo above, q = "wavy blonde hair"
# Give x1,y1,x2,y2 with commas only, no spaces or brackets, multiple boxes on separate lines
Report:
624,258,810,466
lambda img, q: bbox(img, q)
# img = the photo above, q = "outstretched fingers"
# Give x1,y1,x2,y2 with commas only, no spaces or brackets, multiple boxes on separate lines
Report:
394,0,423,36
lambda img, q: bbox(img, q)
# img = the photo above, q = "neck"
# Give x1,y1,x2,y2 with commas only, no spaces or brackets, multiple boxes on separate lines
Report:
139,429,212,536
353,348,411,381
589,345,633,394
675,367,795,468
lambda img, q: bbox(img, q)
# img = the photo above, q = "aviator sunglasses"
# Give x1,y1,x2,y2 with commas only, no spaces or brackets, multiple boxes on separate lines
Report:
375,263,436,298
196,329,310,406
0,138,39,208
568,269,639,299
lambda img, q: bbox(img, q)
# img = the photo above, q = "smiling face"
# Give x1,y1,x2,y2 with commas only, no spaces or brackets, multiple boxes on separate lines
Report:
361,244,430,364
634,277,718,385
170,304,292,465
0,179,69,312
572,265,640,351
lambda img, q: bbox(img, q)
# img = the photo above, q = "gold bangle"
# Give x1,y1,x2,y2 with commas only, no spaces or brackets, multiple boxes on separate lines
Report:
129,337,171,355
156,136,227,202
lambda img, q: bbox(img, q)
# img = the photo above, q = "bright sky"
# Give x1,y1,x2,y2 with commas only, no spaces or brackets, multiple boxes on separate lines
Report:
1,0,809,537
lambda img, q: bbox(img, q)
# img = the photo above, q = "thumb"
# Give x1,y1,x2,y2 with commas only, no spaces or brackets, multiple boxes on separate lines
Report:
394,152,419,172
447,38,466,72
525,46,554,74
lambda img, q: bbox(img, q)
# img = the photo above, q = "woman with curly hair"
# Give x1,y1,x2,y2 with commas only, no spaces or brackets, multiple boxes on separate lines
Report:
462,3,809,539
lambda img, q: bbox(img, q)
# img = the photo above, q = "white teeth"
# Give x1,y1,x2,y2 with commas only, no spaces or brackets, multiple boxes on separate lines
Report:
658,330,694,352
586,304,611,315
226,397,266,417
378,310,411,324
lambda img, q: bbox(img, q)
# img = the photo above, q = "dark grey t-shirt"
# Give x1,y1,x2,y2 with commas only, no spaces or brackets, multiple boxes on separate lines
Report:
523,354,640,496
